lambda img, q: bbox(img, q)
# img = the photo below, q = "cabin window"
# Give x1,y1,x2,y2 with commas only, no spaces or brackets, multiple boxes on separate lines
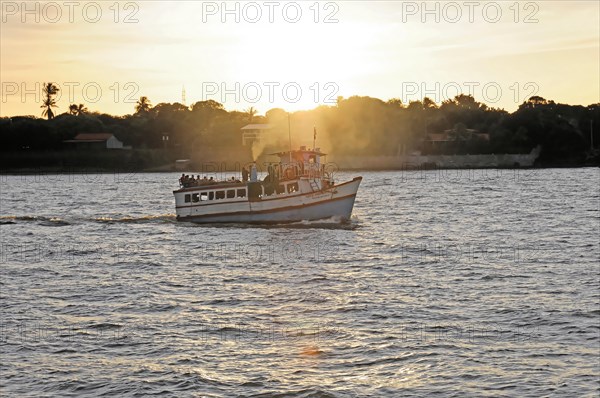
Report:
227,190,235,199
287,182,299,193
237,189,246,198
200,192,208,201
209,192,214,200
184,194,191,203
192,193,200,203
215,191,225,200
276,184,285,194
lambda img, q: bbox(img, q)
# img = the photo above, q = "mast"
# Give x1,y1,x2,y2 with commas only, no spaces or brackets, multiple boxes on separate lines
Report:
288,112,292,163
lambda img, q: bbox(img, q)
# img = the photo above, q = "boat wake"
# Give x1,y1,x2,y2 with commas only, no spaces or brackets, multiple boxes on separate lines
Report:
94,215,177,224
286,216,360,229
0,214,177,225
1,214,358,229
0,215,72,226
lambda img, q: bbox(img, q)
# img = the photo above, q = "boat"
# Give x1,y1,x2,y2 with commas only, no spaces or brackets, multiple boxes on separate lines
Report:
173,146,362,224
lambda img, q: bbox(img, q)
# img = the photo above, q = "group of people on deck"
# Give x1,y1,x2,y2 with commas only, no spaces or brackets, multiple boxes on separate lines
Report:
179,174,244,188
179,174,215,187
179,164,304,188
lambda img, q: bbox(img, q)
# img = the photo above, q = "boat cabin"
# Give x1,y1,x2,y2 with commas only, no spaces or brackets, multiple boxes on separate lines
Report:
175,147,332,205
270,146,326,181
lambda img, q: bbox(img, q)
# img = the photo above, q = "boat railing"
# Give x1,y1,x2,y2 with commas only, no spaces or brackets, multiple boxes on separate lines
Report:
277,161,325,181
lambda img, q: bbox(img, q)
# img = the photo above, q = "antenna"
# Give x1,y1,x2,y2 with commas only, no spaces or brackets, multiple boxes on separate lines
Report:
182,85,186,106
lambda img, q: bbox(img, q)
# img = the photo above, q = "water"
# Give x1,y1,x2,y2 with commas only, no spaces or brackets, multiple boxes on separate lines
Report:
1,168,598,397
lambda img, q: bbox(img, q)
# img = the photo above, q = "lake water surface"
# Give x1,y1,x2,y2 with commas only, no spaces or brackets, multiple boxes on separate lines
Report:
1,168,598,397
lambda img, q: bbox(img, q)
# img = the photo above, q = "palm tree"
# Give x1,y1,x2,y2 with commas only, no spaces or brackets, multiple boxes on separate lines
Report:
69,103,88,116
41,82,59,120
135,96,152,114
245,106,257,122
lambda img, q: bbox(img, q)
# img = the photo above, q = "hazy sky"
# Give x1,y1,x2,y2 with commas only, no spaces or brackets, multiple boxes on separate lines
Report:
1,1,599,117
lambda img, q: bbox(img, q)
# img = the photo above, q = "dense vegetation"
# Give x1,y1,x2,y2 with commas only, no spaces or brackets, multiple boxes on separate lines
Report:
1,93,598,168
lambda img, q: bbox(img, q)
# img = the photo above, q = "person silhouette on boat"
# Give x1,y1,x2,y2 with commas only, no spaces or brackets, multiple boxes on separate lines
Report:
242,167,249,182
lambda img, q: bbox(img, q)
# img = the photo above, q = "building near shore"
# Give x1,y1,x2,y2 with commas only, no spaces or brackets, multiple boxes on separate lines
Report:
241,124,272,146
330,146,541,170
423,129,490,154
63,133,126,150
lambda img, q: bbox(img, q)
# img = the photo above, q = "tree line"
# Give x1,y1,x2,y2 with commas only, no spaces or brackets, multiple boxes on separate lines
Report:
1,82,598,167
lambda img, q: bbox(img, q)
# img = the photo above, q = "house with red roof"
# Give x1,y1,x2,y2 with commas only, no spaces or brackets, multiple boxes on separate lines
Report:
63,133,125,149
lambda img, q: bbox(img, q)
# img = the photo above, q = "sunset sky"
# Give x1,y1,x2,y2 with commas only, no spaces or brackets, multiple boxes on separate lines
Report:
1,1,598,117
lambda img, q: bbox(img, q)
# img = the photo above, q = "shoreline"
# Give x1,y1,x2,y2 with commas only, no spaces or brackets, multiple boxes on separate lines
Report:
1,164,598,175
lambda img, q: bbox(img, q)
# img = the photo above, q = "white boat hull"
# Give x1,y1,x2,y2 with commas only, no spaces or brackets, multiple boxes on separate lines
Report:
175,177,361,224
